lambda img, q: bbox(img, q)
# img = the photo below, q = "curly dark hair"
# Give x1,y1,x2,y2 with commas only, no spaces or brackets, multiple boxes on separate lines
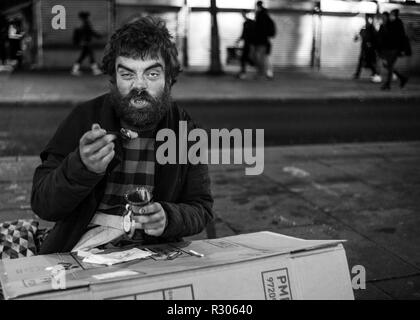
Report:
101,16,181,86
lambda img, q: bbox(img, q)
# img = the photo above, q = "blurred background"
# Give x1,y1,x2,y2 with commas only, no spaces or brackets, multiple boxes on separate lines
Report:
0,0,419,74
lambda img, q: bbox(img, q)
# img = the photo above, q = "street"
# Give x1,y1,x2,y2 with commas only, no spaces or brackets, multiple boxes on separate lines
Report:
1,98,420,156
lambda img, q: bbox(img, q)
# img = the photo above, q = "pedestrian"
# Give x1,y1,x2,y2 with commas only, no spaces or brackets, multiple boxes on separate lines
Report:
377,10,408,90
254,1,276,79
8,18,24,69
71,11,102,76
0,13,9,68
236,10,256,79
31,17,214,254
353,14,381,83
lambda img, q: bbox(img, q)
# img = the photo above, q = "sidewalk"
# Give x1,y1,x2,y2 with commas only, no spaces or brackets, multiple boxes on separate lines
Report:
1,69,420,107
1,142,420,299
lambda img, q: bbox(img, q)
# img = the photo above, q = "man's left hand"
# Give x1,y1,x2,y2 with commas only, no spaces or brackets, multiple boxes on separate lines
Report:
132,202,167,237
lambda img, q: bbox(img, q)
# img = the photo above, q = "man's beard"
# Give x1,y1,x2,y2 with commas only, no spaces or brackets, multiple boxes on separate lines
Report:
110,84,171,131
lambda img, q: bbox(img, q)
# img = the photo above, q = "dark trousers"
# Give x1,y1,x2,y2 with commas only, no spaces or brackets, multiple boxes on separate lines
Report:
76,45,95,64
354,48,378,77
381,49,405,87
0,39,7,64
240,43,254,73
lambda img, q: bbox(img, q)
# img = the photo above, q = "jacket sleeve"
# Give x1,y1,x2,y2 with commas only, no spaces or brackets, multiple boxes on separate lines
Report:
31,149,104,222
159,162,214,239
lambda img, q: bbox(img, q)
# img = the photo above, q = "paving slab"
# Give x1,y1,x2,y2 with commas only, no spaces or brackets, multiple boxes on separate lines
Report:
372,275,420,300
0,156,40,182
274,224,419,283
0,181,32,211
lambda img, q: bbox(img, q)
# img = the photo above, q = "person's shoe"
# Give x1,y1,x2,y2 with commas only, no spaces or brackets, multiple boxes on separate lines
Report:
392,73,398,81
71,63,81,76
381,84,391,91
371,74,382,83
352,73,360,80
237,72,246,80
399,76,408,88
91,63,102,76
266,70,274,80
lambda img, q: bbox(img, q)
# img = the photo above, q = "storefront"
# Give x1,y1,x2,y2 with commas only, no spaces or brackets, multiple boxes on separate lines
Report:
26,0,420,73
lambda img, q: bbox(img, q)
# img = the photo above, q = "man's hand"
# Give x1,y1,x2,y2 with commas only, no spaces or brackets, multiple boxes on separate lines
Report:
132,202,167,237
79,123,116,174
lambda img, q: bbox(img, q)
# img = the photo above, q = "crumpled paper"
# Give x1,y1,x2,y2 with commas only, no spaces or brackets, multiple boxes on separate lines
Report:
78,248,154,266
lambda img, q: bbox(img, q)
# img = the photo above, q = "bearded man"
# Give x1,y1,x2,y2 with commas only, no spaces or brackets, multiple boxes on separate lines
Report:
31,17,213,254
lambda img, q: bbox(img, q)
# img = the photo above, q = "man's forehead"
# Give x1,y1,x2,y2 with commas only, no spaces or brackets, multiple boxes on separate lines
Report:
116,55,165,70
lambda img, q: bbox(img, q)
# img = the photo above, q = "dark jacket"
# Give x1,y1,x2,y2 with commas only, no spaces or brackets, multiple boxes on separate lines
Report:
241,18,256,45
254,8,272,45
73,22,101,46
31,94,214,254
378,19,406,53
360,24,377,51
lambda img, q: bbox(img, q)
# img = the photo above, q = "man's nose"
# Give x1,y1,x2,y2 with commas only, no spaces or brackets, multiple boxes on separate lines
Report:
131,76,147,91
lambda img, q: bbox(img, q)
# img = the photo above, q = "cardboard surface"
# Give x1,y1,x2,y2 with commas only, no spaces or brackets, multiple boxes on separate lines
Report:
0,231,354,300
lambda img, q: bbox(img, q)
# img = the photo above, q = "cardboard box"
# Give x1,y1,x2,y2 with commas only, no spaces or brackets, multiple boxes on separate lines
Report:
0,231,354,300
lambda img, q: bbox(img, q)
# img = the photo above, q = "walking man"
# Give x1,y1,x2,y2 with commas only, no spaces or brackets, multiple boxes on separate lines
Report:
353,14,381,83
254,1,275,79
377,10,409,90
236,10,256,79
71,11,102,76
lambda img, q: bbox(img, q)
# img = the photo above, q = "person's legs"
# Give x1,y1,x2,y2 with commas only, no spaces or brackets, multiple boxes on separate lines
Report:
391,58,408,88
254,45,266,77
381,50,397,90
353,52,363,79
76,45,89,64
0,41,6,65
71,46,88,75
85,46,101,75
265,43,273,79
240,43,250,74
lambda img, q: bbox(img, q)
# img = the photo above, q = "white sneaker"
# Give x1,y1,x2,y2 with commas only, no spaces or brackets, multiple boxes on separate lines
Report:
371,75,382,83
266,70,274,79
91,63,102,76
392,73,398,81
71,63,81,76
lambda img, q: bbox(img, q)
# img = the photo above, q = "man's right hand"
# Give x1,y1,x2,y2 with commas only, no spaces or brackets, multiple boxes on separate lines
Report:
79,123,116,174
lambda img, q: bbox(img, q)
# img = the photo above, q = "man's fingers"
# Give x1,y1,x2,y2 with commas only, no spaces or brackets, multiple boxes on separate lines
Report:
133,203,161,215
82,134,116,155
144,228,163,236
133,212,163,224
142,221,165,230
90,142,114,161
80,127,106,145
101,149,115,165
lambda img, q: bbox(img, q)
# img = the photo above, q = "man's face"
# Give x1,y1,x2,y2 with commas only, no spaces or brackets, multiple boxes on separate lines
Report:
111,55,170,130
390,13,396,21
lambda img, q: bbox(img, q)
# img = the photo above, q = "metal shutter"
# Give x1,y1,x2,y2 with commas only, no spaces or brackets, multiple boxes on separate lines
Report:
269,12,313,67
319,14,364,71
115,5,179,39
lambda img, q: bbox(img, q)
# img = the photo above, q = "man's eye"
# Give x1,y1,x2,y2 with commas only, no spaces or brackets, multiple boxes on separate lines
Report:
147,71,161,79
120,73,133,79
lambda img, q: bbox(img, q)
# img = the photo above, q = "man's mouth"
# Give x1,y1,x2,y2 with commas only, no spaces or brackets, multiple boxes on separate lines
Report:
130,97,150,109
